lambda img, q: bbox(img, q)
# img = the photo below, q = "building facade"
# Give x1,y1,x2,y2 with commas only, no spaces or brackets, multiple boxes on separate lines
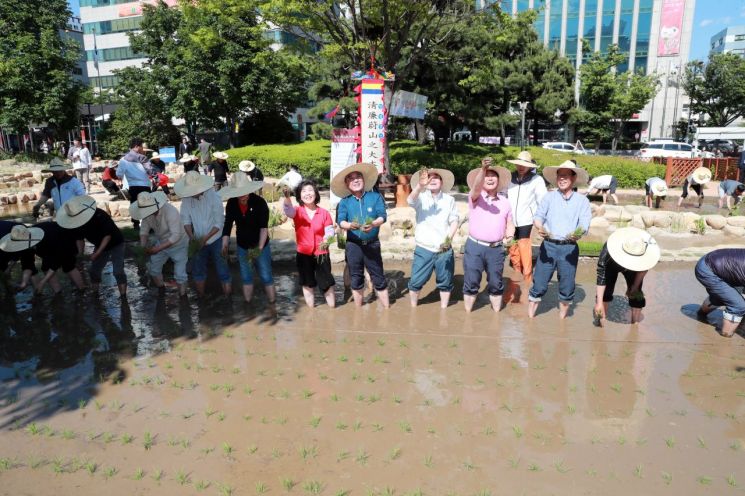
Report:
480,0,696,141
62,16,89,87
710,26,745,56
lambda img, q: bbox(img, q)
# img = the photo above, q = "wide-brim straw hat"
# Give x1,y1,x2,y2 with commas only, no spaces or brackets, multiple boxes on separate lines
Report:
691,167,712,185
466,165,511,192
507,150,539,169
543,160,589,187
142,143,154,152
130,191,169,220
650,181,668,197
174,170,215,198
410,168,455,193
43,157,71,172
330,162,378,198
238,160,256,172
179,154,196,163
56,195,97,229
607,227,660,272
220,171,263,200
151,152,160,160
0,225,45,253
213,151,229,160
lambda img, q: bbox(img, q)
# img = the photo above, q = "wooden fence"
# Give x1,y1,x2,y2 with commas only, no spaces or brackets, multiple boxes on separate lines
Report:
663,157,740,186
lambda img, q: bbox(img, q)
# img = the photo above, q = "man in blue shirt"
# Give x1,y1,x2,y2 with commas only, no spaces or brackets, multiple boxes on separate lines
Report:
528,160,592,319
333,162,389,308
117,137,153,229
695,248,745,338
32,158,85,218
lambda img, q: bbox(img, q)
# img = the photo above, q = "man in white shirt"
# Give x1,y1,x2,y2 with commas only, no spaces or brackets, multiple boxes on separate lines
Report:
585,174,619,205
406,168,459,308
70,139,92,193
175,171,232,297
277,165,303,192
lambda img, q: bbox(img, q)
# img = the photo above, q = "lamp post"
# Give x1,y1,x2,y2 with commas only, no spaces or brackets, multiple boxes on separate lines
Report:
519,101,528,150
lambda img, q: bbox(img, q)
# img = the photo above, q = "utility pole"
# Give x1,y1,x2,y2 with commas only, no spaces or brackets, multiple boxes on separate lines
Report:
519,101,528,150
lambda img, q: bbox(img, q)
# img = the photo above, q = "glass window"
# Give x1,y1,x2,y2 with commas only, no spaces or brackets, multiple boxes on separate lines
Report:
735,34,745,41
680,144,693,152
663,144,679,151
648,144,663,149
635,56,648,73
517,0,530,11
548,0,563,50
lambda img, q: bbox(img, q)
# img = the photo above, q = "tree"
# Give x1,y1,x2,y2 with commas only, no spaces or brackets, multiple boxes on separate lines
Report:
570,44,657,150
0,0,83,135
682,54,745,127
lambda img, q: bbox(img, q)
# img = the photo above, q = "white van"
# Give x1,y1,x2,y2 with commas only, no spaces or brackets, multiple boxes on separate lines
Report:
638,141,694,161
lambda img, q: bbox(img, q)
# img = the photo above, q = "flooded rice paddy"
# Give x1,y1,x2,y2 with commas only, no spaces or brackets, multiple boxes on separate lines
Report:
0,260,744,495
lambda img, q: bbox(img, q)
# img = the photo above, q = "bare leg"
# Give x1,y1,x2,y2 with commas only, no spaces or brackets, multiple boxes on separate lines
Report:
118,283,127,297
559,301,570,319
352,288,364,306
464,294,477,312
489,294,503,313
151,275,165,288
611,193,619,205
324,287,336,308
264,284,276,304
721,319,739,338
302,286,315,308
439,291,451,309
528,300,538,318
677,196,684,207
242,284,254,303
49,273,62,293
178,283,187,296
630,307,642,323
698,195,704,208
67,268,85,289
222,282,231,296
409,290,419,307
194,281,206,297
376,288,390,308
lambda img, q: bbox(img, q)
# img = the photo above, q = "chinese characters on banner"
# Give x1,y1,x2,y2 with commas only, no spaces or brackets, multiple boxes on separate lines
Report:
360,79,386,173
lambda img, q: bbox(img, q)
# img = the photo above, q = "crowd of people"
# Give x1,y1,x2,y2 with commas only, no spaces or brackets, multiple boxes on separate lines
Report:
0,138,743,339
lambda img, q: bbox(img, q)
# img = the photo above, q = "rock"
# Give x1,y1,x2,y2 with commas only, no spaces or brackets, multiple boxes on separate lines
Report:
623,205,651,214
653,212,672,228
32,171,43,182
641,212,655,228
631,214,645,229
590,216,609,229
99,201,110,215
726,216,745,228
28,192,36,201
723,225,745,237
118,205,130,218
109,202,120,217
7,195,17,205
590,203,606,218
705,215,727,230
378,222,393,241
19,193,29,203
0,196,7,205
681,212,702,231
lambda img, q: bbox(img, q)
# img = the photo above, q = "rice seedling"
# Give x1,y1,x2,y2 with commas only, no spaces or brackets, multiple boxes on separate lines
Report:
94,400,104,411
727,474,738,487
463,459,476,471
335,490,350,496
143,431,154,450
697,476,712,485
309,416,322,428
372,423,384,432
248,444,259,454
389,446,402,461
103,432,116,443
398,421,412,433
697,436,706,448
661,471,672,485
217,412,226,421
356,449,369,465
527,463,541,472
610,383,622,393
336,451,350,462
222,442,234,457
103,466,118,479
424,454,433,468
152,469,164,482
282,478,296,491
272,448,284,459
617,435,626,445
218,484,235,496
61,429,76,440
299,445,318,461
25,423,42,435
512,425,523,438
633,464,643,478
731,440,742,451
336,421,348,431
665,436,676,448
205,407,217,418
553,460,570,474
303,480,323,495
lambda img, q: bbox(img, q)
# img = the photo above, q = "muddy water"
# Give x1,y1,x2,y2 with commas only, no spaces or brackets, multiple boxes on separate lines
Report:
0,261,744,495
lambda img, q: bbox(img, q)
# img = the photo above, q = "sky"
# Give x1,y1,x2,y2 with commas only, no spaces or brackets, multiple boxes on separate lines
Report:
65,0,742,62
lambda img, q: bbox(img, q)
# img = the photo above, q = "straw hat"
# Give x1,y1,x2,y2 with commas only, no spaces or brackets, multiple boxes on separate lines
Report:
56,195,97,229
43,157,71,172
151,152,160,160
466,165,511,192
650,180,668,197
507,150,539,169
691,167,712,185
129,191,169,220
174,171,215,198
238,160,257,172
411,168,455,193
213,151,229,161
330,162,379,198
142,143,154,152
542,160,589,187
219,171,264,200
179,154,196,163
0,225,45,253
607,227,660,272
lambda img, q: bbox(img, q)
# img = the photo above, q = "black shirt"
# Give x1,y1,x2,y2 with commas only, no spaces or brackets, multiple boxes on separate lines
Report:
222,194,269,249
34,222,78,272
209,161,229,183
73,209,123,251
150,159,166,175
705,249,745,286
248,167,264,182
0,221,36,272
596,243,639,285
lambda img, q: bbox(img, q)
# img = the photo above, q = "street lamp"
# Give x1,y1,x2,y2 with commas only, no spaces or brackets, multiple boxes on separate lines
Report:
518,102,528,150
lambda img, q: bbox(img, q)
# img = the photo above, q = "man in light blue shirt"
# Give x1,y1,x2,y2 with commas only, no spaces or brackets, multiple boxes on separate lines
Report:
117,137,153,228
528,161,592,319
407,168,459,308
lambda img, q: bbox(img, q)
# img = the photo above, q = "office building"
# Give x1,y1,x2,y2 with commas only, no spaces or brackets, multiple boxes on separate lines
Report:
479,0,696,141
62,16,89,87
710,26,745,56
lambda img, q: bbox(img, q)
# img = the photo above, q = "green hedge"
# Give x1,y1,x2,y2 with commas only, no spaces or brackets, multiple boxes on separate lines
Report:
224,140,666,189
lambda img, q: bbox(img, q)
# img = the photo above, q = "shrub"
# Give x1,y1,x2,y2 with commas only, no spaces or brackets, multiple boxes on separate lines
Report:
226,140,331,185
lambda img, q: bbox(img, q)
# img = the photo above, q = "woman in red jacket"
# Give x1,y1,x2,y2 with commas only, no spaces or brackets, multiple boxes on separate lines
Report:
283,180,336,308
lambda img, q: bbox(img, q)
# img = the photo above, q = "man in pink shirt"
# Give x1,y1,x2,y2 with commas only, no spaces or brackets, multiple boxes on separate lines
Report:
463,157,515,312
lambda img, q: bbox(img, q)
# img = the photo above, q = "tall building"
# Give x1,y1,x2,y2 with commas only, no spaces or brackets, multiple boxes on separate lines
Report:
710,26,745,56
62,16,89,87
480,0,696,141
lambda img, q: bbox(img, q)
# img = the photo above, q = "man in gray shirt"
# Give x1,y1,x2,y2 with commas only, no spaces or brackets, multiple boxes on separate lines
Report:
198,138,212,167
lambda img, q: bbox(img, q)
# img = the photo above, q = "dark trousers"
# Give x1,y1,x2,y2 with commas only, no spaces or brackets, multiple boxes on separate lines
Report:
128,186,151,228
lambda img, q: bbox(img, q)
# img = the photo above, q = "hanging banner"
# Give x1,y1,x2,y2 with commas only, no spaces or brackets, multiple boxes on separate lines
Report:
360,79,386,174
658,0,685,56
158,146,176,164
390,91,428,120
329,129,359,206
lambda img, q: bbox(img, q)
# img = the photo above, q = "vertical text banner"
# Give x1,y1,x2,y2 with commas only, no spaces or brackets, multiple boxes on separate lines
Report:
360,79,386,173
657,0,684,56
329,129,359,206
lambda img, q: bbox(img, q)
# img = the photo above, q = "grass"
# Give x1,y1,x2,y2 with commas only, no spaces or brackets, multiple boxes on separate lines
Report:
303,480,323,495
577,240,603,257
282,478,296,491
299,445,318,461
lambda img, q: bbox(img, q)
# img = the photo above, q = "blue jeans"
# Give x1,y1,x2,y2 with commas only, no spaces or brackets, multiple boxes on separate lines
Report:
695,257,745,323
345,239,387,291
408,246,454,293
462,237,506,296
237,244,274,286
192,238,231,283
529,240,579,303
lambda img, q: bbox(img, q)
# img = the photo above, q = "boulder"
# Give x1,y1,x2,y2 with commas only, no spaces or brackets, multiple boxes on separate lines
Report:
109,202,120,217
653,212,672,228
19,193,29,203
7,195,17,205
723,225,745,237
631,214,645,229
641,212,655,228
705,215,727,230
0,196,7,205
118,205,130,219
32,171,43,183
603,209,632,222
590,203,606,218
589,216,609,229
726,216,745,228
681,212,702,231
378,222,393,241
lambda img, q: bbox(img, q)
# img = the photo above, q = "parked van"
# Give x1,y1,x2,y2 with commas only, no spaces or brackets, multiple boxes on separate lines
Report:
638,141,695,161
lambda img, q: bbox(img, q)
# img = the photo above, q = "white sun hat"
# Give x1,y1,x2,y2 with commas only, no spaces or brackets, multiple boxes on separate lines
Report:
650,180,668,197
330,162,379,198
219,171,264,200
56,195,97,229
507,150,539,169
0,225,45,253
691,167,712,185
466,165,511,192
410,168,455,193
174,170,215,198
607,227,660,272
129,191,169,220
238,160,257,172
213,151,229,160
542,160,589,187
